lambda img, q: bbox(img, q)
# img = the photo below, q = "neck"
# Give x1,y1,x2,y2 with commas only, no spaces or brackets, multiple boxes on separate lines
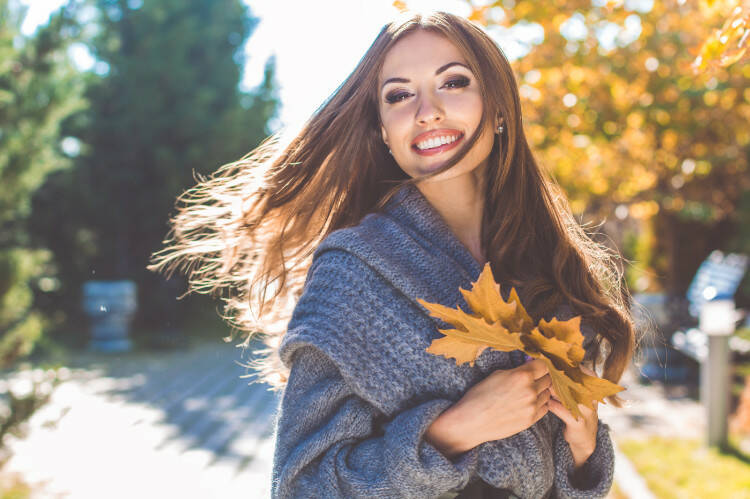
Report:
416,172,486,266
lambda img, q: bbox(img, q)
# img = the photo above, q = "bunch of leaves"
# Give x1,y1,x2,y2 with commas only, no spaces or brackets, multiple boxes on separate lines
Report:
417,263,624,419
691,0,749,72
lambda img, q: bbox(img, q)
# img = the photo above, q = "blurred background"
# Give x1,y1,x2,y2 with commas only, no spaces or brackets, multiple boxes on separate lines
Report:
0,0,749,497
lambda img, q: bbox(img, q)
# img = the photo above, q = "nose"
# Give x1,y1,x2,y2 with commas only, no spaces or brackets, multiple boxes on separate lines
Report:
415,91,444,126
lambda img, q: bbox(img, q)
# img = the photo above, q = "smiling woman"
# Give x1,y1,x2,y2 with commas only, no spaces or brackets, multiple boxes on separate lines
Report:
150,10,635,499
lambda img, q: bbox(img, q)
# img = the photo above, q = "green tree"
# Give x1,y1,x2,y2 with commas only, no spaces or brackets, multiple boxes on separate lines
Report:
31,0,278,340
0,0,84,367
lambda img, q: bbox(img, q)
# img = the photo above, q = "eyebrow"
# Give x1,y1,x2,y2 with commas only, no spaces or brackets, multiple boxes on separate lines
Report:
381,61,470,91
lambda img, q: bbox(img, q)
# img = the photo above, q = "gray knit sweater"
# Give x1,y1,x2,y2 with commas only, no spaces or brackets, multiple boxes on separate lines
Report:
270,183,615,498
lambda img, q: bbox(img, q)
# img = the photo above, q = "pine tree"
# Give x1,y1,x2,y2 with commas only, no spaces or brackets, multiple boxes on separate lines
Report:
0,0,85,367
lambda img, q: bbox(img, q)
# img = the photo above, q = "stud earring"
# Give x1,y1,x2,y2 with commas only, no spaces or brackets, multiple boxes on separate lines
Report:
496,124,504,134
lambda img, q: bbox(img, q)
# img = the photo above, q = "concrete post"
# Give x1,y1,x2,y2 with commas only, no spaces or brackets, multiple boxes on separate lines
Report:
704,335,731,448
699,298,737,449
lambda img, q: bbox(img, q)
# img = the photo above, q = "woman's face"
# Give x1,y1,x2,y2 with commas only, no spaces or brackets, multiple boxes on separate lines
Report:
378,30,498,183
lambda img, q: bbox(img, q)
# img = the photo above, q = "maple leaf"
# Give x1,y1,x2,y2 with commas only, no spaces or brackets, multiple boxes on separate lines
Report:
507,287,535,332
524,327,577,368
458,266,516,323
538,317,586,366
417,298,524,367
418,262,625,419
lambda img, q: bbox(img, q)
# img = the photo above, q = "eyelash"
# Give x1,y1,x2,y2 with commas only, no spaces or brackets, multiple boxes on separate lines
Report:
385,76,471,104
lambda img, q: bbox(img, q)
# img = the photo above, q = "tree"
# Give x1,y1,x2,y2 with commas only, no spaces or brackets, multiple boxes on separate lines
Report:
31,0,279,340
0,0,85,366
458,0,750,295
692,0,749,73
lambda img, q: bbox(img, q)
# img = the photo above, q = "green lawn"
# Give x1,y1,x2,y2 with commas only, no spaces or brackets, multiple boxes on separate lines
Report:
619,437,750,498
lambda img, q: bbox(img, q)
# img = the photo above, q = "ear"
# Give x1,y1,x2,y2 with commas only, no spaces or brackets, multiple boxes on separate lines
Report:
380,124,389,146
496,116,505,127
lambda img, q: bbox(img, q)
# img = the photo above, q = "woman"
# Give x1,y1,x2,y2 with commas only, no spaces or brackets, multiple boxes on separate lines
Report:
151,10,635,498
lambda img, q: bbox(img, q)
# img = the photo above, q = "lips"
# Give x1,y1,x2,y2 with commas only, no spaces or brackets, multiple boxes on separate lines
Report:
410,129,464,156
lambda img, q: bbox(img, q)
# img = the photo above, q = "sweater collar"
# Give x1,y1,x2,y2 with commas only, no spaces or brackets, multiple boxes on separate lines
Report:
383,183,483,282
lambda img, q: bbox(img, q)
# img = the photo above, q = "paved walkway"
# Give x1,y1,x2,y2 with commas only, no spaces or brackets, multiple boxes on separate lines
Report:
2,339,707,499
600,367,705,442
2,338,279,498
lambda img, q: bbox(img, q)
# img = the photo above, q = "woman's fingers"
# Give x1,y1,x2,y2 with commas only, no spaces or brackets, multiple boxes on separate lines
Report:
548,397,574,424
522,358,549,380
535,388,551,411
533,373,551,394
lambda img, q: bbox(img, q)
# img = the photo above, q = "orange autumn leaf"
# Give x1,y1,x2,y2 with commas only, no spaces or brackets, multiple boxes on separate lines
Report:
392,0,409,13
458,262,516,323
525,327,577,368
416,299,524,367
418,262,625,419
426,334,490,367
538,317,586,365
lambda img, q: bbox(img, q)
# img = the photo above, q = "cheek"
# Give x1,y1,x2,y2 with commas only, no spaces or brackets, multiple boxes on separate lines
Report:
440,84,483,123
381,107,414,143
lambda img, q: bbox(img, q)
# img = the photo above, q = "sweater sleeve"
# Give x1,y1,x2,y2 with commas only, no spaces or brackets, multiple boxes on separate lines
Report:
551,418,615,499
473,405,614,499
270,344,478,498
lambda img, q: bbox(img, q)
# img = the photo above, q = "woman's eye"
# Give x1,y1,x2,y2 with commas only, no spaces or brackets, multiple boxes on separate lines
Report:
385,91,412,104
444,76,470,89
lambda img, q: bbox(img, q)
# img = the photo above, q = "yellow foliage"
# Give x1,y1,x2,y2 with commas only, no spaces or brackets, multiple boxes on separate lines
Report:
629,201,660,219
449,0,750,226
661,129,678,150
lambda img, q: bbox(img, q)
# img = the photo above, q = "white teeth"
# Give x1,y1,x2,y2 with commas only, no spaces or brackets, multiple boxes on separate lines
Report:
415,134,460,151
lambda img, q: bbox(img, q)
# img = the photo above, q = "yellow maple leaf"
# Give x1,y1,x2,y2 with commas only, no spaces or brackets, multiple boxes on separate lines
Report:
418,262,625,419
538,317,586,365
417,298,524,367
425,334,489,367
507,286,535,332
458,265,516,323
524,327,577,368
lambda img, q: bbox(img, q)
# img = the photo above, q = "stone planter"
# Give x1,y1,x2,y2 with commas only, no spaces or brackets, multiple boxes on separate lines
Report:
82,280,137,353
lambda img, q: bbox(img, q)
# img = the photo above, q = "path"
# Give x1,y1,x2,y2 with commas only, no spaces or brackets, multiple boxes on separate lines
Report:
2,338,279,498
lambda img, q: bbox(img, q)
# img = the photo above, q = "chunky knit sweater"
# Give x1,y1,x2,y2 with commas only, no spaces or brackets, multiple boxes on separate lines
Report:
270,183,615,499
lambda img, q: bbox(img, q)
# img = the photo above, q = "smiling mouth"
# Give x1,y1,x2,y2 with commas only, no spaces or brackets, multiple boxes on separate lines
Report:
411,132,464,156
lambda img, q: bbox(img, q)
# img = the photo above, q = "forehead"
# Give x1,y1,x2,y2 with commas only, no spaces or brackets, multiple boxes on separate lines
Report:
379,30,466,80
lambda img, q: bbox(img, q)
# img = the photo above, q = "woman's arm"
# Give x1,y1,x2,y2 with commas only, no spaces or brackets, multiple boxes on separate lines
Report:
271,344,477,498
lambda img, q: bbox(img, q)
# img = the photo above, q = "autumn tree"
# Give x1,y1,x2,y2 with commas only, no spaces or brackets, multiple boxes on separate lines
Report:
459,0,750,295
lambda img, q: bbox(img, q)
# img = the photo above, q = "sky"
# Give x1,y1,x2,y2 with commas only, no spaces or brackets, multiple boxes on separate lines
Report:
19,0,476,130
19,0,651,131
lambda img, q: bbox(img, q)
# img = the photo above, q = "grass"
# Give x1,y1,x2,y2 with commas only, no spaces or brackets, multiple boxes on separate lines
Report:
619,437,750,498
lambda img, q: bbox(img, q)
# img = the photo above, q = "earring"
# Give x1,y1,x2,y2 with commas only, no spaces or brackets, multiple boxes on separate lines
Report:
496,124,504,134
388,148,393,155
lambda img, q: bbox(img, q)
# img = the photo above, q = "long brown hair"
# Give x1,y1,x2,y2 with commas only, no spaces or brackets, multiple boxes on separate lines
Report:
150,11,635,396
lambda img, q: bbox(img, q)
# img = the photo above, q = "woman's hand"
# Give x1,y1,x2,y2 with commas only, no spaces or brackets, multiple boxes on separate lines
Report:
547,367,599,469
425,359,551,457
